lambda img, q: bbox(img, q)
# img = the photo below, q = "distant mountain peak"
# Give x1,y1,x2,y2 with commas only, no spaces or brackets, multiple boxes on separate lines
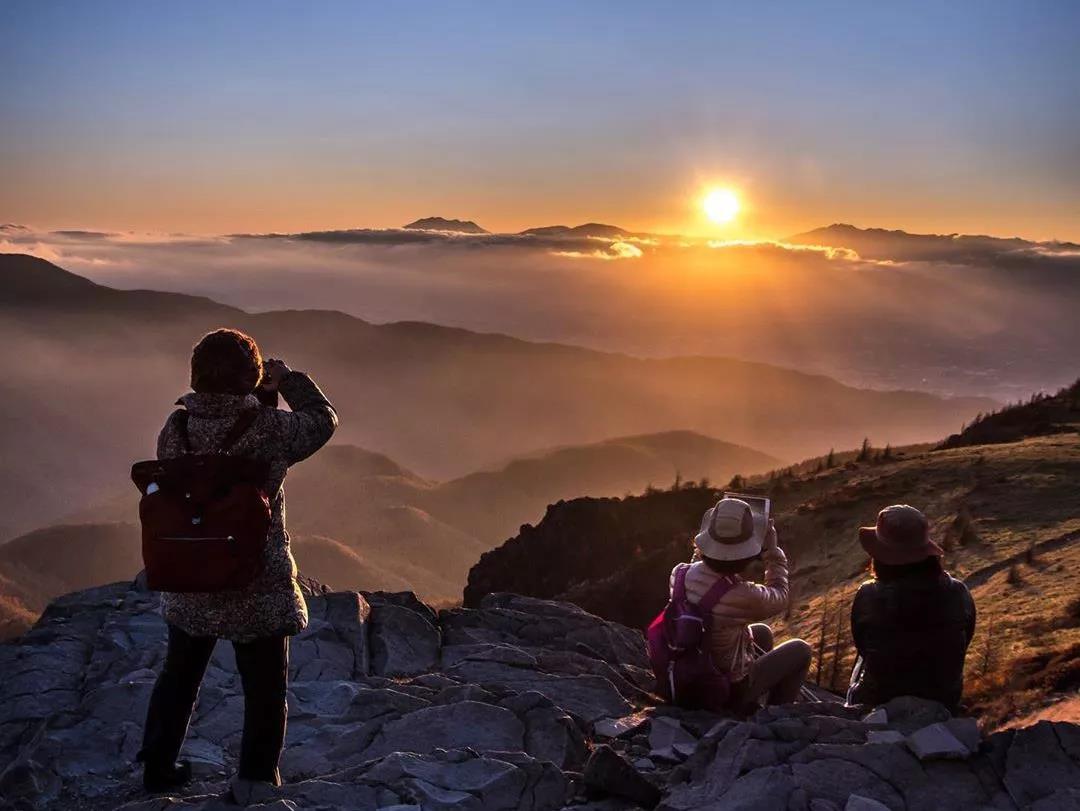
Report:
403,217,488,234
787,222,1054,249
520,223,628,238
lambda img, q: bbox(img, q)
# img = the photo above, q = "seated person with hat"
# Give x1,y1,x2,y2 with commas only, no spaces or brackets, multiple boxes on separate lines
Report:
846,505,977,713
673,497,811,710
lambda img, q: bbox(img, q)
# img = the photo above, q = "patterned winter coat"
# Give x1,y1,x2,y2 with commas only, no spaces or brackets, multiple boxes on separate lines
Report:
156,372,337,642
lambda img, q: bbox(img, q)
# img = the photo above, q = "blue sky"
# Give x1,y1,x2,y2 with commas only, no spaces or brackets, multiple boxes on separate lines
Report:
2,1,1078,238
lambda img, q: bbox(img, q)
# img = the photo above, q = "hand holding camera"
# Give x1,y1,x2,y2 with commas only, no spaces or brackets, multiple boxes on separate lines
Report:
763,519,779,552
255,358,291,407
259,359,292,392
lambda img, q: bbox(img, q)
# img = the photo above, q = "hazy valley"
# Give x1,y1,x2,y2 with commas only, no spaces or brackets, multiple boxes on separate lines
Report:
0,251,990,539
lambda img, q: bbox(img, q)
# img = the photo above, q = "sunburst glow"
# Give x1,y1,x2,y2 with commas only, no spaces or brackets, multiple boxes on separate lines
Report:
703,188,740,224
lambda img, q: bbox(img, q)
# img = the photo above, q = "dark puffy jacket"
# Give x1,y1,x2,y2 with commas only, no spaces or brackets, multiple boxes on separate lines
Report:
846,570,976,713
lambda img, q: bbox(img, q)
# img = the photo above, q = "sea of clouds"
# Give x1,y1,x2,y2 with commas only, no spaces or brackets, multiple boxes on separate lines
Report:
3,221,1078,399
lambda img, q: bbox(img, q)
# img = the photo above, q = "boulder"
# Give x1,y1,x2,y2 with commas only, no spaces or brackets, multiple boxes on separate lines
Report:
360,701,525,761
999,721,1080,808
878,696,951,734
442,657,632,722
906,722,973,760
648,717,696,753
583,745,661,809
360,749,569,811
594,714,649,740
860,709,888,726
844,796,891,811
368,603,440,677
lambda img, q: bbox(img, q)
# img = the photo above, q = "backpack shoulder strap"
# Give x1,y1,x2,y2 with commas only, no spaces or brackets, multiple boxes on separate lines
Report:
220,408,259,453
172,409,191,454
672,563,691,602
697,574,738,614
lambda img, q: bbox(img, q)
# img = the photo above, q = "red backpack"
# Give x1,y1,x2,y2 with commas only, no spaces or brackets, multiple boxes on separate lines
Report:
646,563,739,711
131,408,271,593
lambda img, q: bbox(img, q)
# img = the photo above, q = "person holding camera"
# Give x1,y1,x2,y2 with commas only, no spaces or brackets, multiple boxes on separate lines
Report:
137,328,337,793
653,497,811,713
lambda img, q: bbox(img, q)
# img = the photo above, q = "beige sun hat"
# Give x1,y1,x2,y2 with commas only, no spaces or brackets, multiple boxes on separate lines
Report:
694,497,763,561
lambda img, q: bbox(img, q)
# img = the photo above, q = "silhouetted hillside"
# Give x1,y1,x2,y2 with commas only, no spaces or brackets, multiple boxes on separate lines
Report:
0,252,236,316
464,487,717,611
0,522,141,638
940,379,1080,449
290,535,413,594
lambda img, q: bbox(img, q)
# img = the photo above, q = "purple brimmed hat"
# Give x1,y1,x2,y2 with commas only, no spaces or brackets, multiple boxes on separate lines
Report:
859,504,943,565
694,498,762,561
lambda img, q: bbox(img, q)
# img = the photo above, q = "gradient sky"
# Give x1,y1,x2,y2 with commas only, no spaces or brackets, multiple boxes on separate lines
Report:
2,1,1078,239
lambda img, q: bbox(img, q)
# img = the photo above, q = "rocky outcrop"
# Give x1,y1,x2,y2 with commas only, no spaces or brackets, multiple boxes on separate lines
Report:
464,488,719,629
1,581,1078,810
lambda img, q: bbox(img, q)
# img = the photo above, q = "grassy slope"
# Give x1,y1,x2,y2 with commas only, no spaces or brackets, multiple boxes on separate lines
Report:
763,433,1080,730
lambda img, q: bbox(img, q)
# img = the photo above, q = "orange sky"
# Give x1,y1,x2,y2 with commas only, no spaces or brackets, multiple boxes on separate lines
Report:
3,3,1078,242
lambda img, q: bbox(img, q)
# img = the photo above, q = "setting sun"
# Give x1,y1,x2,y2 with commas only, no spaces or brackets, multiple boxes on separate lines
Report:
703,188,740,224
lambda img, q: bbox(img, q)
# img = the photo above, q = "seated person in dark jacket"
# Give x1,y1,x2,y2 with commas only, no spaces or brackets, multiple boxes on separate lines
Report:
846,505,976,714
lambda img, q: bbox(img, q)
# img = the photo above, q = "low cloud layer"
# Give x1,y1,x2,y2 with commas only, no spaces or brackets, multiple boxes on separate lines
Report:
3,221,1078,400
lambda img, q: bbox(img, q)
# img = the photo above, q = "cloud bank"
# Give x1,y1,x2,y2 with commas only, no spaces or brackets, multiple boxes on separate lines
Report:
3,220,1078,400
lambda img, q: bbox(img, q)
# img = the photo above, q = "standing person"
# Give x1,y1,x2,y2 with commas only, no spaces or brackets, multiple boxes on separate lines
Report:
138,329,337,792
670,498,811,711
847,505,976,713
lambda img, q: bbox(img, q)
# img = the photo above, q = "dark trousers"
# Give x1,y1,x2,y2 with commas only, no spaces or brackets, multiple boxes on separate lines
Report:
140,623,289,784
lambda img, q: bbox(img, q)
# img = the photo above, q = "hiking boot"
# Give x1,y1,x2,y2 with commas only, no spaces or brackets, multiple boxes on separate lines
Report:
143,759,192,792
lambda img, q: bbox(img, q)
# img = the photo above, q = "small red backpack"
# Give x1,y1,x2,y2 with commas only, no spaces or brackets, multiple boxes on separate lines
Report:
131,408,271,593
646,563,739,711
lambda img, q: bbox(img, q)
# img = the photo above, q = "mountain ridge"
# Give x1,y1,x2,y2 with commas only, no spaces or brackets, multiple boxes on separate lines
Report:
786,223,1080,260
519,222,629,238
402,217,489,233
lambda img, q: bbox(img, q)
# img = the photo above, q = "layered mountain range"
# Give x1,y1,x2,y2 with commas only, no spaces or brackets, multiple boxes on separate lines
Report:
0,430,775,627
0,252,988,564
